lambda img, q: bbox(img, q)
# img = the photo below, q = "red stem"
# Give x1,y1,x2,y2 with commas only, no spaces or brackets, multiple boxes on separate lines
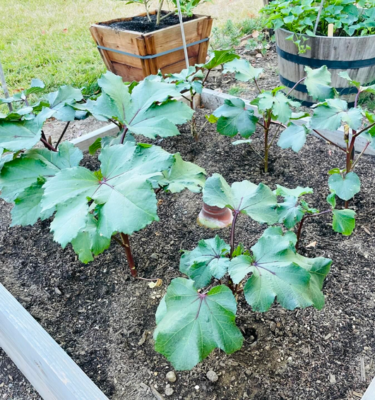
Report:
296,210,333,250
120,233,137,277
40,137,57,152
229,211,239,257
287,77,306,97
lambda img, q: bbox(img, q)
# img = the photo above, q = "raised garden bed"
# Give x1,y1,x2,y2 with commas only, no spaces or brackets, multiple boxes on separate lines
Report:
1,101,375,399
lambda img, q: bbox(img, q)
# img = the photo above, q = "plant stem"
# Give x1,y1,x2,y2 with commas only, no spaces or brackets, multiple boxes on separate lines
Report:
286,77,306,97
120,126,129,144
296,210,332,250
313,0,325,35
230,211,240,257
159,11,174,21
253,78,261,93
120,233,137,277
40,137,58,152
156,0,164,25
55,121,70,149
312,129,346,152
263,111,271,172
351,141,370,171
352,121,375,138
202,69,211,86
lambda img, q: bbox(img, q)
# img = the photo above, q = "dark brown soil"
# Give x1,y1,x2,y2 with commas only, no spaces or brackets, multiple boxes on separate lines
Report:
1,105,375,399
101,12,196,34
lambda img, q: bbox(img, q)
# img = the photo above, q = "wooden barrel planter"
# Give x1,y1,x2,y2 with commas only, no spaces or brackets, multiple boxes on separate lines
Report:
90,11,213,82
276,28,375,105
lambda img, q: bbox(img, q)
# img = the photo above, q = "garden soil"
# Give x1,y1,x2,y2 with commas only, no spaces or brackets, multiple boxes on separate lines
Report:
1,48,375,400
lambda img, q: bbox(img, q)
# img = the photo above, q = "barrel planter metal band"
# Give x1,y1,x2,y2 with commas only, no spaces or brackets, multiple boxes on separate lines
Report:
276,28,375,104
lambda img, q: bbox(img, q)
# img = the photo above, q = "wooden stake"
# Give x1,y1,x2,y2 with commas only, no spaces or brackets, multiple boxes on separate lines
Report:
0,59,12,112
328,23,334,37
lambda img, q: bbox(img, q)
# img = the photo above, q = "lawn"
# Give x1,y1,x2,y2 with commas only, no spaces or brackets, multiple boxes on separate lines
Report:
0,0,263,95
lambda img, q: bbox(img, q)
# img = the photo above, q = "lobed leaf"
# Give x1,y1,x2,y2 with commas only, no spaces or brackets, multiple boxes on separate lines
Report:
203,50,240,70
328,172,360,201
203,173,278,225
223,59,263,82
305,66,335,101
277,123,308,152
154,278,243,370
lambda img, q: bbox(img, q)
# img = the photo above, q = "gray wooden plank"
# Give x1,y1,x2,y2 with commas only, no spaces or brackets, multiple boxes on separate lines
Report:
70,122,119,151
0,284,108,400
362,377,375,399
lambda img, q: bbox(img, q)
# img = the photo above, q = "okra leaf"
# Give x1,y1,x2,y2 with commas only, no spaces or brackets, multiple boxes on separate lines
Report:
257,91,300,124
277,123,308,152
213,98,258,138
311,99,362,131
0,149,13,172
0,141,82,202
0,108,55,152
158,153,206,193
228,227,331,312
203,173,278,225
82,71,192,139
305,66,335,101
328,172,360,201
154,278,243,370
180,236,231,288
276,196,304,229
44,85,84,121
203,50,240,70
332,209,356,236
71,215,111,263
275,185,313,198
41,142,174,245
10,180,55,227
223,58,263,82
338,71,360,88
326,192,336,208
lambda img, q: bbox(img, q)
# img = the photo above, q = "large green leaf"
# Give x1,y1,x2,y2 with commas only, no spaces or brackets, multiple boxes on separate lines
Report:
0,108,55,152
158,153,206,193
277,123,308,152
305,66,335,101
71,214,112,263
332,209,356,236
41,142,175,246
10,180,54,226
0,149,13,172
0,141,83,202
275,185,313,198
154,278,243,370
328,172,360,201
203,50,240,70
202,173,278,225
45,85,84,121
166,66,204,93
276,196,304,229
83,71,193,139
228,227,331,312
180,236,231,288
256,91,300,124
311,99,363,131
213,98,258,138
223,58,263,82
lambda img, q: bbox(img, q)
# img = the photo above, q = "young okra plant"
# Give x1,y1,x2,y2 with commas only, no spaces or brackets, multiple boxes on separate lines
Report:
154,174,332,370
275,185,356,249
149,50,240,140
209,58,333,172
279,71,375,208
0,73,206,279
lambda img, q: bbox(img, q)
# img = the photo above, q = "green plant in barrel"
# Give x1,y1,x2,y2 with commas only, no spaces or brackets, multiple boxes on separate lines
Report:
154,174,332,370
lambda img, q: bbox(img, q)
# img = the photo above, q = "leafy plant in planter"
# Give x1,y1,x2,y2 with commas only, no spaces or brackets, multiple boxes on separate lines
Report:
153,174,332,370
0,73,206,278
124,0,209,26
279,71,375,208
208,58,334,172
262,0,375,39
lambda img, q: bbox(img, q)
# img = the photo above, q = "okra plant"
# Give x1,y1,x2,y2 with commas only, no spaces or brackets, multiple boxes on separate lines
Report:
0,72,206,278
280,71,375,208
148,50,239,140
209,58,334,172
154,174,332,370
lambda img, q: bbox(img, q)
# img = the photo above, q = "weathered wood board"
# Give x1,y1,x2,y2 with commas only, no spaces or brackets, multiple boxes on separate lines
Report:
0,283,108,400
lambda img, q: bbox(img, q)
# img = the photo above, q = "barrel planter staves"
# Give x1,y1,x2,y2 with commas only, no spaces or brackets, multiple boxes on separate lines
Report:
90,11,213,82
276,28,375,105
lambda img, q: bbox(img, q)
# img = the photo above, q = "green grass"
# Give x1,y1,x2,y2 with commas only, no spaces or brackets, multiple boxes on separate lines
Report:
0,0,263,96
228,85,245,96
